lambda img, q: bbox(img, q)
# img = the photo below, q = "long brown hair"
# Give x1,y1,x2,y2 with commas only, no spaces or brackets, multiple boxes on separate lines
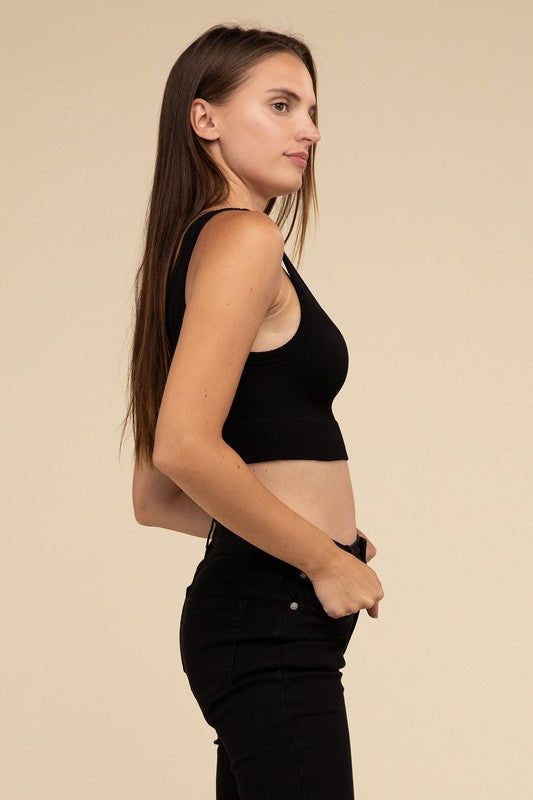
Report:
119,24,320,468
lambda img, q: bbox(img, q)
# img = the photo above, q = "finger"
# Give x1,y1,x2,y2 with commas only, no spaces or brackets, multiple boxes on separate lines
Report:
357,531,377,561
366,543,377,561
367,600,379,618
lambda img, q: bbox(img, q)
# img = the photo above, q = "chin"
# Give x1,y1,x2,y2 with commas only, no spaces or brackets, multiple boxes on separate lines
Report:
274,177,304,196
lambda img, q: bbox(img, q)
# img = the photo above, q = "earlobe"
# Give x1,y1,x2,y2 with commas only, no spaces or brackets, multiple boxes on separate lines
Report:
190,98,219,141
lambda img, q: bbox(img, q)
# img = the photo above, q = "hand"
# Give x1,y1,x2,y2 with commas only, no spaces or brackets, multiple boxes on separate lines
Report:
355,528,380,618
310,529,384,620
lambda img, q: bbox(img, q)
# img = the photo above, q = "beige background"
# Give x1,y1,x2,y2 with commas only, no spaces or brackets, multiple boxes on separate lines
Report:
2,1,532,797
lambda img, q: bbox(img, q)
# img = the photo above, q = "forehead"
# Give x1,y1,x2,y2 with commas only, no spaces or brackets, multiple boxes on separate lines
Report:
243,52,315,100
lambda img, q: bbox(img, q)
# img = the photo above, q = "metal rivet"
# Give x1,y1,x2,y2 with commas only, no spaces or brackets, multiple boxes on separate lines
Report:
299,571,307,579
289,601,299,610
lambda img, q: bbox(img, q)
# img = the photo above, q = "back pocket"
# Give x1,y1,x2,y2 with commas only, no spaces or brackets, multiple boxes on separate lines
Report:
179,596,247,705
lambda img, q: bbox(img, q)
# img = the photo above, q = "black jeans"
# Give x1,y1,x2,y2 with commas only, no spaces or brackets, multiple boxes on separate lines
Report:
179,520,368,800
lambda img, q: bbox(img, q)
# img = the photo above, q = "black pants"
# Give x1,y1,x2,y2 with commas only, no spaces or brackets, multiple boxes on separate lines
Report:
179,520,368,799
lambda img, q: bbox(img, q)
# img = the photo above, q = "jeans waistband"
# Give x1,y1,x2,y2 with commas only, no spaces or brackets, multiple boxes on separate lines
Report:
207,519,360,562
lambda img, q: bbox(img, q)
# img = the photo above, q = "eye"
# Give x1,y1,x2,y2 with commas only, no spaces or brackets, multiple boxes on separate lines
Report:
272,101,289,113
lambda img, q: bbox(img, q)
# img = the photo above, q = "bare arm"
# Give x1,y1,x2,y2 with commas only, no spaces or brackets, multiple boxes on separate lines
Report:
152,210,341,580
132,458,212,538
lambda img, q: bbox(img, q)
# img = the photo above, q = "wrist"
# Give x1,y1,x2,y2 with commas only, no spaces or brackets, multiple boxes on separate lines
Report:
303,536,342,581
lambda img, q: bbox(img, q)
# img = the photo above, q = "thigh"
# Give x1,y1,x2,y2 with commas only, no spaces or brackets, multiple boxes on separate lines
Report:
214,663,355,800
213,736,240,800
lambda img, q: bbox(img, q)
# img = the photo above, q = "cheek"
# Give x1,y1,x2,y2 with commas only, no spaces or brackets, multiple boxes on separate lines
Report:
241,128,263,153
240,109,280,150
220,109,286,174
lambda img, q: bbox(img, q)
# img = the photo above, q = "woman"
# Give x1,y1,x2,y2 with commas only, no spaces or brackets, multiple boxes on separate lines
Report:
122,23,384,800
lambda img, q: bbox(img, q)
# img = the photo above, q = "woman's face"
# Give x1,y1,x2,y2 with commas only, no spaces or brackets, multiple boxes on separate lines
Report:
192,52,321,209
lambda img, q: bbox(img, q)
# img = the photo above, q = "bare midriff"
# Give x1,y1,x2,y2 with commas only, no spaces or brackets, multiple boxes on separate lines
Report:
247,459,357,545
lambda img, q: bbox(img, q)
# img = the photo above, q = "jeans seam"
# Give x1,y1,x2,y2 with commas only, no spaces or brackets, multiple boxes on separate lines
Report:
277,589,308,800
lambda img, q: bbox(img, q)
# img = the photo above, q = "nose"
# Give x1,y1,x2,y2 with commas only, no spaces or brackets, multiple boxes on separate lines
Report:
301,118,321,145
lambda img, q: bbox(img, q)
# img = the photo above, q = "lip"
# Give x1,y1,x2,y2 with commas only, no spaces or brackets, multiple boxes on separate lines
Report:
285,152,308,167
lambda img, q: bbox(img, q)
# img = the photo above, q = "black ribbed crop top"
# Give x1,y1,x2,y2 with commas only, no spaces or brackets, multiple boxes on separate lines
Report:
165,208,349,463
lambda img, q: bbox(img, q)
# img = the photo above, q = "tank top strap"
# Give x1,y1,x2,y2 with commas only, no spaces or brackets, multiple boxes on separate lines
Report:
282,252,297,279
175,207,251,269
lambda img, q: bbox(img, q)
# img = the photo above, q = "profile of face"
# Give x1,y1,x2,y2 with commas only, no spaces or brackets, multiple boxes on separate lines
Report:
190,52,321,208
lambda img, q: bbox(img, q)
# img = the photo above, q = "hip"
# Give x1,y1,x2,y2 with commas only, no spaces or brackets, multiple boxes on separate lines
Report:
178,521,368,708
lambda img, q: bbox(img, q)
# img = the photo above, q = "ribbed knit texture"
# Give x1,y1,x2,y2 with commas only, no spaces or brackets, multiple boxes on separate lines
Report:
165,208,349,463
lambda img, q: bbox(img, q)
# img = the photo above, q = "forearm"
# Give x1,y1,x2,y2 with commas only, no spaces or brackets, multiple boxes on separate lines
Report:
154,439,339,579
139,488,213,539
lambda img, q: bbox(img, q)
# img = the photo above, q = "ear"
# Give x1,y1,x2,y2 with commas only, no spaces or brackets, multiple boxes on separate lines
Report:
190,98,220,141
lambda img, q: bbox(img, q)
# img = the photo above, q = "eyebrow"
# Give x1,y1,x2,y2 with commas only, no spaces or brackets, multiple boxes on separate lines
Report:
265,87,317,112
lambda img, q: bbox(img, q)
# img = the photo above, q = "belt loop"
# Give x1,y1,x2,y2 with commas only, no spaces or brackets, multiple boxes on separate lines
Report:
206,518,216,550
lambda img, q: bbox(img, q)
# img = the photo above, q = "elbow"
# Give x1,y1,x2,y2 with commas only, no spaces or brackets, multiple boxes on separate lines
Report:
153,435,220,481
132,472,158,527
152,444,194,483
133,499,154,527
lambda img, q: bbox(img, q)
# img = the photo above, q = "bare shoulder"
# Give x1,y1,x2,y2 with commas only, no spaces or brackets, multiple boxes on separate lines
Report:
185,209,285,303
194,209,284,257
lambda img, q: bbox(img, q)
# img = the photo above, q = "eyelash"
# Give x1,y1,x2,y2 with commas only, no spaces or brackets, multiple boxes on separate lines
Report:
272,101,317,121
